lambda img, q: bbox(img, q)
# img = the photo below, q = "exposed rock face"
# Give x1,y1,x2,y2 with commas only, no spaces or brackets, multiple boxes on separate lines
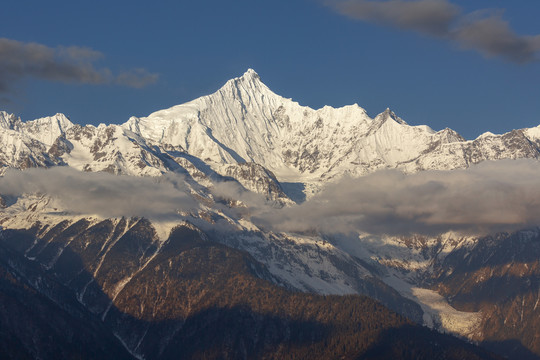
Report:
430,230,540,359
0,112,72,173
222,162,290,203
348,229,540,359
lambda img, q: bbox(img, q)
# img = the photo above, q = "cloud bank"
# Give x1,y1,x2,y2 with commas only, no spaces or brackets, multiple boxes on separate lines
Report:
253,159,540,236
326,0,540,63
0,167,197,219
0,38,158,92
3,160,540,237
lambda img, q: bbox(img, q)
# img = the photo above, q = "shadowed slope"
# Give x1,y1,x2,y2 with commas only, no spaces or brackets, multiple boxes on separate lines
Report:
0,221,501,360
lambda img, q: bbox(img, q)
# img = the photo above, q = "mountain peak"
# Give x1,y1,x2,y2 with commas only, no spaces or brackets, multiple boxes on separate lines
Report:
242,68,259,79
0,111,21,130
375,108,407,125
215,68,280,105
16,113,75,147
28,113,74,131
220,68,266,94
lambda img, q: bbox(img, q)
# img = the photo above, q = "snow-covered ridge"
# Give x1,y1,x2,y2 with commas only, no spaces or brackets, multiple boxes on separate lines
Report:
122,69,442,180
121,69,540,184
20,113,74,146
0,111,73,146
1,68,540,191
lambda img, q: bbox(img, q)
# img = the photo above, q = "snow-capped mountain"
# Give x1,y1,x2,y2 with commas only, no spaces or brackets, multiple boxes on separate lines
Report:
1,69,540,359
3,69,540,195
123,69,540,185
0,111,69,170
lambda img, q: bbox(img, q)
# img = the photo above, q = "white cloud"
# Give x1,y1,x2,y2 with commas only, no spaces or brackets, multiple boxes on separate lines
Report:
0,167,197,219
253,159,540,236
3,160,540,237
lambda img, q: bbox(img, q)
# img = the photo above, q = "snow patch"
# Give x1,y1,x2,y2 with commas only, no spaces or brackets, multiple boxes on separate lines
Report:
383,274,481,337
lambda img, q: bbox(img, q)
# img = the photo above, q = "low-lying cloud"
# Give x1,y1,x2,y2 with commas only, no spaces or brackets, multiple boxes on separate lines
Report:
0,167,197,219
0,38,158,92
253,159,540,236
326,0,540,63
3,160,540,237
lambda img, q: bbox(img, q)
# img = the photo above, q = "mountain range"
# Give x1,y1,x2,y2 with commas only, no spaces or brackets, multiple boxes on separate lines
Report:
1,69,539,359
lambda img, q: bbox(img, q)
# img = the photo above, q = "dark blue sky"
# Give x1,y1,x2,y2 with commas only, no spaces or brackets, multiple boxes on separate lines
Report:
1,0,539,139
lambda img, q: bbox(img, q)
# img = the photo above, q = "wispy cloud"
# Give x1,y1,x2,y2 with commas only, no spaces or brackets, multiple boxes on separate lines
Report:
115,68,160,89
253,160,540,236
454,11,540,63
0,167,197,219
325,0,540,63
0,38,159,92
330,0,459,36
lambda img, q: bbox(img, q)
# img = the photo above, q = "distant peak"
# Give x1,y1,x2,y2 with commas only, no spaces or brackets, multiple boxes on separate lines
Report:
382,108,394,117
375,108,407,125
0,111,22,130
224,68,263,87
218,68,272,97
243,68,260,79
55,113,70,120
231,68,262,85
30,113,74,128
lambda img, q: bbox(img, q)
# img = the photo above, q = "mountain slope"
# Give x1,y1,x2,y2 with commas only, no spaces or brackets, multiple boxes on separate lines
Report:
0,219,501,360
0,232,133,360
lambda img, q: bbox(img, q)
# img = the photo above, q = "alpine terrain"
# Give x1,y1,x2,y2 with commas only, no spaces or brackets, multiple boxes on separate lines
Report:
1,69,539,359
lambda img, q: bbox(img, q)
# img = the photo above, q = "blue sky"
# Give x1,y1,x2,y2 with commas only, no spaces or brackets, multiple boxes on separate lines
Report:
1,0,539,139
